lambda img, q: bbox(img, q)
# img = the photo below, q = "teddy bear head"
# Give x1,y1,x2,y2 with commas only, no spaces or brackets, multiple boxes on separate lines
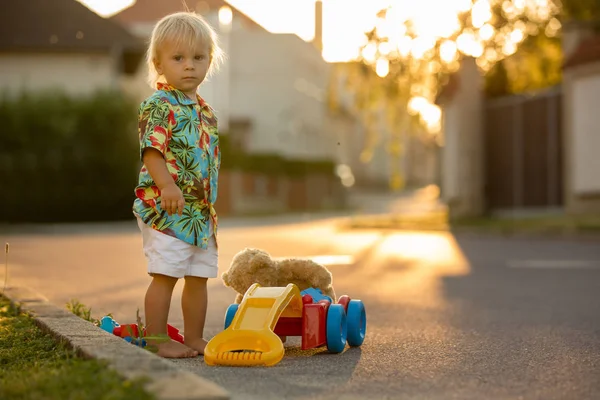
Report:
222,248,337,303
275,258,335,300
221,247,278,298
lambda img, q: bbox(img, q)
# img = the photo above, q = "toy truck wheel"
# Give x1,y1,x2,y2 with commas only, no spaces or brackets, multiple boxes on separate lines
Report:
346,300,366,346
224,304,239,330
326,304,347,353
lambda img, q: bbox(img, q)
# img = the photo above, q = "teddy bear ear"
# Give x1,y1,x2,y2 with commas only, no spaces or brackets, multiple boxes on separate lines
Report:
221,271,230,286
312,264,332,286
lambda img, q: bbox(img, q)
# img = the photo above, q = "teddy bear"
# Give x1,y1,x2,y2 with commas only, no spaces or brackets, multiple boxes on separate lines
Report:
221,247,336,304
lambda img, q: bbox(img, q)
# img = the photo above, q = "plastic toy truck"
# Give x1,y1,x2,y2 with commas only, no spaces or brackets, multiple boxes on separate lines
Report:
204,283,366,367
99,316,184,346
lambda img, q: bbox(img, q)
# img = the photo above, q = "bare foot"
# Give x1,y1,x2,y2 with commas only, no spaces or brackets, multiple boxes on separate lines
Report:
184,337,209,355
153,339,198,358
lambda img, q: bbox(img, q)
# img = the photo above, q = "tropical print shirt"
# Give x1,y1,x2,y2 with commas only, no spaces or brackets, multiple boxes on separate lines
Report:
133,83,220,249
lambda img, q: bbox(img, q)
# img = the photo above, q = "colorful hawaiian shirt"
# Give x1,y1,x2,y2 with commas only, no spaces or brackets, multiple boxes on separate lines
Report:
133,83,220,249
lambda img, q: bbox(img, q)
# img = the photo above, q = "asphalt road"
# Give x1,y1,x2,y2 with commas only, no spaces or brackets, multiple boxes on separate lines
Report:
1,215,599,400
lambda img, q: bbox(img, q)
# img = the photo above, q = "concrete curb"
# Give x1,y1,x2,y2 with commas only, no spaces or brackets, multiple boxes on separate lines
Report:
2,285,229,400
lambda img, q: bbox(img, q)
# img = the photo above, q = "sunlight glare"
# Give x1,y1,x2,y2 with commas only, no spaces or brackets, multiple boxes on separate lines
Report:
411,8,461,39
378,41,393,56
397,36,413,58
408,96,428,116
514,0,526,11
218,6,233,27
375,16,390,38
375,232,470,275
545,17,561,37
77,0,134,17
471,0,492,28
411,36,436,59
421,103,442,133
203,0,555,64
503,40,518,56
478,23,495,41
440,40,458,63
361,43,378,63
455,0,473,12
484,47,498,62
510,27,525,43
502,1,517,18
376,58,390,78
456,31,477,55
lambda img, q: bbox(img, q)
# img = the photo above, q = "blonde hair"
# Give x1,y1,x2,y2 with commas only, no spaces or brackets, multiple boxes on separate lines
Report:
146,11,225,88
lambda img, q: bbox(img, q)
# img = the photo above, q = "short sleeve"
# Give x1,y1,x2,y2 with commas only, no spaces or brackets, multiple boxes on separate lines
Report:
213,111,221,169
138,98,175,160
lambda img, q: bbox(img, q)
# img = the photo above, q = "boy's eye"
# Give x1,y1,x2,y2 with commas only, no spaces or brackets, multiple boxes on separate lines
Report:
173,55,183,61
195,55,206,60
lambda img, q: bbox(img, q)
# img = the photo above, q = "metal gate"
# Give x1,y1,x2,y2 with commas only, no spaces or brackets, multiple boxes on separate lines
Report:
484,86,563,211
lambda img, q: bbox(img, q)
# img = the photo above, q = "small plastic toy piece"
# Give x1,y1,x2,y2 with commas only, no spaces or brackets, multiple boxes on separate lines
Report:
98,316,185,345
205,283,367,367
300,287,332,303
100,316,119,334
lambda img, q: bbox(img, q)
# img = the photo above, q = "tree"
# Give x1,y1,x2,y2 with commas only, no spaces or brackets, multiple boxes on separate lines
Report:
562,0,600,21
329,0,570,189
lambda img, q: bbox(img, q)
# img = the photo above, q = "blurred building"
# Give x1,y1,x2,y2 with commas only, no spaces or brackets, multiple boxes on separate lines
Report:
437,21,600,218
113,0,336,162
0,0,144,97
561,22,600,215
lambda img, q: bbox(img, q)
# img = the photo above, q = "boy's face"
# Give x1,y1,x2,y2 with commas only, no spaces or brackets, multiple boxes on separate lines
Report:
154,39,210,100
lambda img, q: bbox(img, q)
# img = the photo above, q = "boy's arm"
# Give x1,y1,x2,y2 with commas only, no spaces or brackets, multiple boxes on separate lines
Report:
142,149,184,216
138,99,183,216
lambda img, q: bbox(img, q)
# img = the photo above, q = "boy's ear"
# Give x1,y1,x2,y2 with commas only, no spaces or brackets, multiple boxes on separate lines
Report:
153,58,163,75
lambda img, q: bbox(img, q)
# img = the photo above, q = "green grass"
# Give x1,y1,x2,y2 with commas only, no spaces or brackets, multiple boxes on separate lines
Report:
0,295,154,400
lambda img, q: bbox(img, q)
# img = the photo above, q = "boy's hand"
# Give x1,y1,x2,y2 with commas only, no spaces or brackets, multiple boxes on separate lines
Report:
160,183,185,216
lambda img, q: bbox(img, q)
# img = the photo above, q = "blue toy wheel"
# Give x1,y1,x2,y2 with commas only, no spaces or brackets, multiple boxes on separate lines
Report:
326,304,347,353
224,304,239,329
346,300,366,346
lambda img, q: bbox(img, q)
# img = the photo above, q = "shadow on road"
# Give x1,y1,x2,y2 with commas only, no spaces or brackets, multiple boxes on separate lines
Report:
173,343,362,400
438,235,600,399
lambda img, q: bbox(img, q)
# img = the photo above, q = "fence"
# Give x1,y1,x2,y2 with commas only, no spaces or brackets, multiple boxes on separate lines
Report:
484,86,563,212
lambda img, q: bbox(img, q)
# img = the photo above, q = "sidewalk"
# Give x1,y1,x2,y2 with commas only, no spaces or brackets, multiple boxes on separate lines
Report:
1,285,230,400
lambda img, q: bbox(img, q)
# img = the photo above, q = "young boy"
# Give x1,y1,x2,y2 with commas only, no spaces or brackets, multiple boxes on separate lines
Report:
133,11,224,358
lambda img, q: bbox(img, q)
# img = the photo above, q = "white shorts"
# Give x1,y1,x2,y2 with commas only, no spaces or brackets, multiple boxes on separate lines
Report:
136,218,218,279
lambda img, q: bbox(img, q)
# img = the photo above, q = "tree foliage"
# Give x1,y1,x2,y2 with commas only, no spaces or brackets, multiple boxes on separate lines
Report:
562,0,600,20
328,0,585,189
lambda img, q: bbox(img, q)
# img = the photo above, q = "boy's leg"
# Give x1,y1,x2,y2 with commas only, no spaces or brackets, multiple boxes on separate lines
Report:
182,235,218,354
182,276,209,353
136,217,198,358
145,274,198,358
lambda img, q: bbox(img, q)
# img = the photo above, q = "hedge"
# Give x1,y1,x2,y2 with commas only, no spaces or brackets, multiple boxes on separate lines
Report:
0,90,139,223
0,90,337,224
218,135,336,178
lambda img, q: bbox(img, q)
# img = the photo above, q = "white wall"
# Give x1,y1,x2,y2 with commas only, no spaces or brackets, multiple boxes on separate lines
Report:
571,74,600,193
226,29,333,160
441,101,460,201
439,57,484,217
0,53,116,96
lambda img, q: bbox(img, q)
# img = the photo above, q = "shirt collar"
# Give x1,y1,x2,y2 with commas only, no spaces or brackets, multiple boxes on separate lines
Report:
156,82,207,108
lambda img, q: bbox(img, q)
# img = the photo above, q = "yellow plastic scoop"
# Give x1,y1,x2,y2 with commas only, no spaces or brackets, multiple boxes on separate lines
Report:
204,283,303,367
